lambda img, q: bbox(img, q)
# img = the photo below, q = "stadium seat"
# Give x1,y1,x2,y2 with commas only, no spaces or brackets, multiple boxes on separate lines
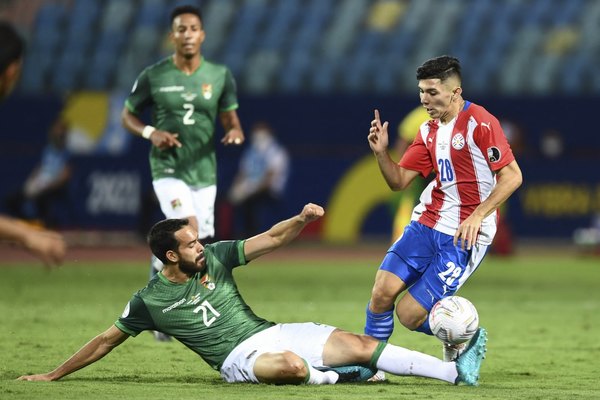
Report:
10,0,600,95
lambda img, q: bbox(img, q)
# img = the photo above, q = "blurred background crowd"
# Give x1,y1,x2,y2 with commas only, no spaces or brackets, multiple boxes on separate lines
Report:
1,0,599,252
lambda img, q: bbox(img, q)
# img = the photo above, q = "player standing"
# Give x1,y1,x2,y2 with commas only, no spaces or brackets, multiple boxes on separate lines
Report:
364,56,522,361
121,5,244,318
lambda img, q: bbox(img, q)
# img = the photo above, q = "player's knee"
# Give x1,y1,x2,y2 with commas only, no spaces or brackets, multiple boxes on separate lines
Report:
275,351,308,380
255,351,307,384
370,284,397,311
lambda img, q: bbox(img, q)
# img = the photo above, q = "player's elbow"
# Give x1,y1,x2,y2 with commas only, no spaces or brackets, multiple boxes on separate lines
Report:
388,176,412,191
388,181,405,191
514,170,523,190
120,108,137,130
507,166,523,192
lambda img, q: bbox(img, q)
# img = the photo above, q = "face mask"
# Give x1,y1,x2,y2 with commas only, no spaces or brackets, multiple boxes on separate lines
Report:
251,129,272,151
541,134,563,158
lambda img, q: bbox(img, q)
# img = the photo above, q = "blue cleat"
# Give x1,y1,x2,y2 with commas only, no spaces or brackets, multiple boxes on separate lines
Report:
455,327,487,386
317,364,378,383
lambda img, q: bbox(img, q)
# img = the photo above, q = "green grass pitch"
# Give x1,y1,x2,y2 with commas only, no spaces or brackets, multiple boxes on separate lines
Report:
1,249,598,399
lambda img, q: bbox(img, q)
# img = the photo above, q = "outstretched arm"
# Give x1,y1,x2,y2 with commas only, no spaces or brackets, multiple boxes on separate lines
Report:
18,325,129,382
368,110,421,190
243,203,324,261
0,215,66,268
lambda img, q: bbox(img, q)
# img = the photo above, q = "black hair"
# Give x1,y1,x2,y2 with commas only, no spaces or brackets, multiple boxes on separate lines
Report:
147,218,190,264
416,55,461,82
170,5,203,27
0,21,25,74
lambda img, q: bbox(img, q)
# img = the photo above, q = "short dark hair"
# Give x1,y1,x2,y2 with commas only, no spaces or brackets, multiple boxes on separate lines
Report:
170,5,203,27
416,55,461,83
0,21,25,74
148,218,189,264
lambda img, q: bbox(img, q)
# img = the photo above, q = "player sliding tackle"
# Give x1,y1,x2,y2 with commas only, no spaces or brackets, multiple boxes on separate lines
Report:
18,203,486,385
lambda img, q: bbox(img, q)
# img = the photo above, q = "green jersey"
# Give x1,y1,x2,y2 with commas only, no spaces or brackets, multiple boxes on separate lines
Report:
125,56,239,187
115,240,275,370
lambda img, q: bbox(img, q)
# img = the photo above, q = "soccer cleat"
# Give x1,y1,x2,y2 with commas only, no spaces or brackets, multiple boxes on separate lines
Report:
317,364,378,383
153,331,172,342
455,327,487,386
443,342,466,362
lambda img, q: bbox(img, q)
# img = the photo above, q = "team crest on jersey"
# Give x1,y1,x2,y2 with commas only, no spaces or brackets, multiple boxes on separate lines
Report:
200,274,216,290
202,84,213,100
171,198,182,210
452,133,465,150
487,146,501,162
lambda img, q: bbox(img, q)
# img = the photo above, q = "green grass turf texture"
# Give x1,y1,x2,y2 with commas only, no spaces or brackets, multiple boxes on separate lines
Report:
1,252,599,400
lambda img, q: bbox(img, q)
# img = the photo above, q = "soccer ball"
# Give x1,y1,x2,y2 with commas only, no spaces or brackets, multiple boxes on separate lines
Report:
429,296,479,345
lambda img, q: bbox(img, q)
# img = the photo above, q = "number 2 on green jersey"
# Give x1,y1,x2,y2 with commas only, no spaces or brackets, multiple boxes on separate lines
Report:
183,103,195,125
193,300,220,326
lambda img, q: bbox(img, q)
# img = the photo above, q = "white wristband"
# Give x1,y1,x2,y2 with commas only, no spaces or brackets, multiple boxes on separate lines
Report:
142,125,156,139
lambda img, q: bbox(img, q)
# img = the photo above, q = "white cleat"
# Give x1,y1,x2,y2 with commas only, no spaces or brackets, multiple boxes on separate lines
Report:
367,370,387,382
443,342,466,362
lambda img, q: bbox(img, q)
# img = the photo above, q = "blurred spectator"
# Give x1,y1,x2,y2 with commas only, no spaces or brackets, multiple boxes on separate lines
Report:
228,121,290,237
539,129,565,159
500,118,528,158
573,213,600,253
5,116,71,228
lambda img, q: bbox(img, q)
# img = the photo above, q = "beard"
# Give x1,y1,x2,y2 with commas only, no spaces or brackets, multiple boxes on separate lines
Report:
179,257,204,275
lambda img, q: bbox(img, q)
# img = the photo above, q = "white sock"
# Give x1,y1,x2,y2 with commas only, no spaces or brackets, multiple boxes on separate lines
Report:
376,344,458,383
304,362,338,384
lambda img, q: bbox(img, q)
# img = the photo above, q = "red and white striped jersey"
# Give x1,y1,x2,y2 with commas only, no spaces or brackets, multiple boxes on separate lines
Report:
399,102,514,245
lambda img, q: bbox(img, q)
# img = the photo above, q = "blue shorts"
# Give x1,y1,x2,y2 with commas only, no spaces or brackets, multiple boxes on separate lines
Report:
380,221,488,311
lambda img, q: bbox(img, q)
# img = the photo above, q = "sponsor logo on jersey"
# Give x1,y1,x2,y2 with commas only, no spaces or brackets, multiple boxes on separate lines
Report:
481,122,491,130
181,92,197,101
452,133,465,150
159,86,185,92
187,293,202,305
162,298,186,313
438,140,448,151
202,84,213,100
171,198,182,210
487,146,501,162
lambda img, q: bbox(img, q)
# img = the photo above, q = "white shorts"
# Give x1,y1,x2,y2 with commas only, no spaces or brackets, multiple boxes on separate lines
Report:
152,178,216,239
220,323,336,383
